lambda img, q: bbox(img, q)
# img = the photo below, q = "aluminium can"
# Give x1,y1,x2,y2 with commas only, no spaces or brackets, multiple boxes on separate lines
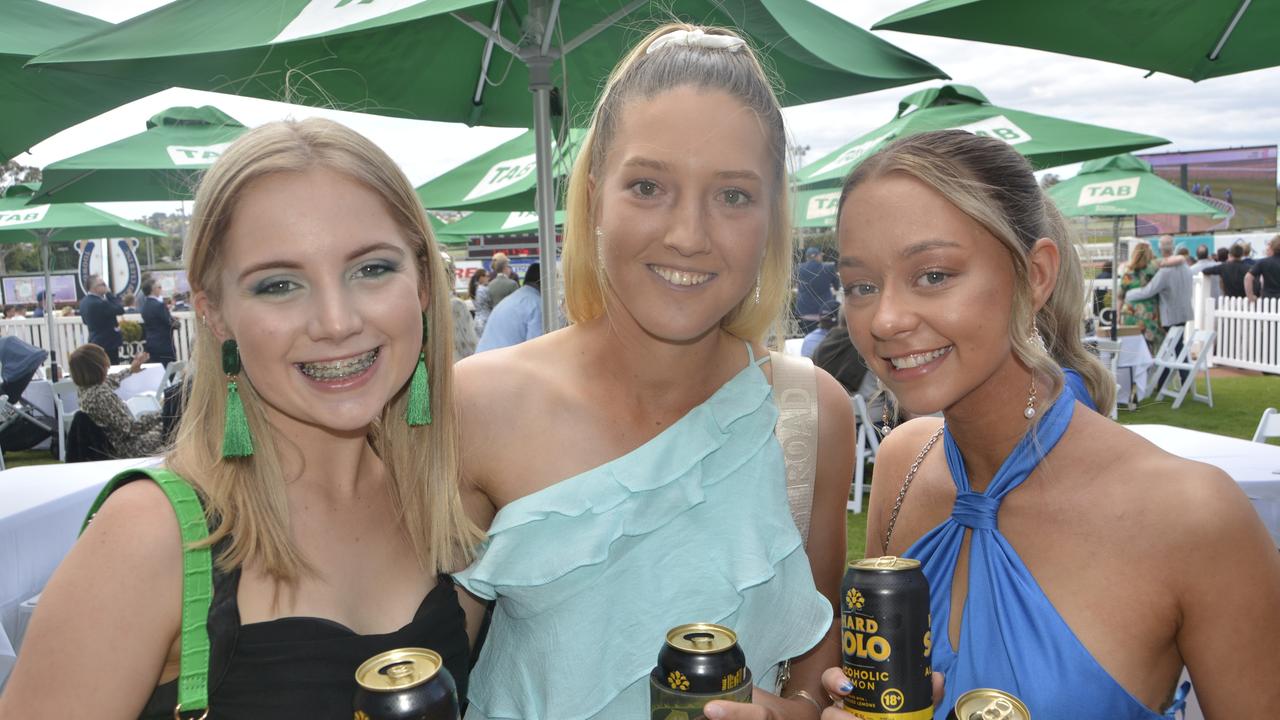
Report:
947,688,1031,720
650,623,752,720
353,647,460,720
841,556,933,719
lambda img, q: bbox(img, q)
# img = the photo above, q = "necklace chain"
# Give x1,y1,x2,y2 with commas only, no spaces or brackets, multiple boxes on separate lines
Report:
882,425,945,555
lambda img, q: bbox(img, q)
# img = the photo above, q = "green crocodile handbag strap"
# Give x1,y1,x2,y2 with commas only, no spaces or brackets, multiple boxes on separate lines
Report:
82,467,213,718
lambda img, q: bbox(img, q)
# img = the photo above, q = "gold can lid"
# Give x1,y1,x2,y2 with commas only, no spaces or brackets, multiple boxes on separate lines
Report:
665,623,738,654
850,555,921,571
355,648,443,692
954,688,1031,720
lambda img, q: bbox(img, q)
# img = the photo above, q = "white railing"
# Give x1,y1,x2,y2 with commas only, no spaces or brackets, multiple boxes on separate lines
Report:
1206,296,1280,373
0,311,196,368
1193,273,1280,374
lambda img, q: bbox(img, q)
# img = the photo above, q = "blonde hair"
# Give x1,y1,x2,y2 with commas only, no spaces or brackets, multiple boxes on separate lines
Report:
838,130,1115,416
1129,242,1153,272
562,23,792,343
170,118,481,581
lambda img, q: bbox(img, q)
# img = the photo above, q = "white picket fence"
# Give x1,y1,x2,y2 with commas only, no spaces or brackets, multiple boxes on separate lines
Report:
1204,296,1280,373
0,311,197,367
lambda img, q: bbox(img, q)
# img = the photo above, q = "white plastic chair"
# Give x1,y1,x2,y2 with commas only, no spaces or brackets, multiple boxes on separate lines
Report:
849,394,880,514
157,360,187,395
1253,408,1280,444
1085,337,1124,418
1154,329,1215,410
1146,325,1184,396
51,379,79,462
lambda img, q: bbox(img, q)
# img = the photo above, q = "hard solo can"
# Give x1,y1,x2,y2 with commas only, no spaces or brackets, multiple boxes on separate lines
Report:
353,648,461,720
650,623,752,720
841,556,933,719
947,688,1031,720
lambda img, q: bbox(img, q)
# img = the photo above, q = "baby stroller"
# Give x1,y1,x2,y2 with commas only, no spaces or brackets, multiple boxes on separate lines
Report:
0,336,55,458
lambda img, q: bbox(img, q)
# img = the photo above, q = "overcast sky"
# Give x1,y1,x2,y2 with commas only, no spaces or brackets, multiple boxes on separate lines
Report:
23,0,1280,220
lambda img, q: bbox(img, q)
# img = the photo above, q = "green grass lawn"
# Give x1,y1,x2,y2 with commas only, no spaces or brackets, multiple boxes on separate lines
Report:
844,374,1280,561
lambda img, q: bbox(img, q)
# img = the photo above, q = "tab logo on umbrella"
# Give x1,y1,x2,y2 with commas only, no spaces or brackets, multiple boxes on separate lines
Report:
816,134,894,175
954,115,1032,145
502,211,539,230
166,143,232,166
465,153,538,202
0,204,52,228
807,191,842,222
1077,177,1141,206
274,0,431,43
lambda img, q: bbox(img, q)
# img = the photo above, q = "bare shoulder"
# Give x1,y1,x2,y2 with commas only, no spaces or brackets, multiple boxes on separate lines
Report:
874,417,946,482
1078,416,1265,548
813,366,854,443
453,330,578,490
0,477,183,714
81,478,185,567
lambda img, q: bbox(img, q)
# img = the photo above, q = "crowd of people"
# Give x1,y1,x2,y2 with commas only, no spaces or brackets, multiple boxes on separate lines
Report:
2,21,1277,720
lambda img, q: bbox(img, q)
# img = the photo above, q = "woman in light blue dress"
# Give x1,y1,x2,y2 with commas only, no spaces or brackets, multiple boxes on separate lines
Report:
453,23,855,720
817,130,1280,718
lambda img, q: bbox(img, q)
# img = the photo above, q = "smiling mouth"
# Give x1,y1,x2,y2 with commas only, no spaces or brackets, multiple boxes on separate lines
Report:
649,264,714,287
296,348,380,380
886,346,952,370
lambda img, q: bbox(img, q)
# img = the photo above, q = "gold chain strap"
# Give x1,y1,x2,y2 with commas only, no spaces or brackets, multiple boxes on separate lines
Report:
882,425,945,554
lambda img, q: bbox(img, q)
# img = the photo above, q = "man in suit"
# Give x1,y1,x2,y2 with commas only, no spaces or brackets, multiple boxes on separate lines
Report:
78,274,125,364
139,276,177,366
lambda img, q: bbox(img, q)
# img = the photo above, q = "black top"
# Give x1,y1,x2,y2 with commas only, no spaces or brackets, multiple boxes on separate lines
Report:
139,563,470,719
1249,255,1280,298
1203,260,1253,297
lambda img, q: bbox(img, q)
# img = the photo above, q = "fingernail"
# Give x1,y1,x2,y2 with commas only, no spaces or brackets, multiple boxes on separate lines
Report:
839,681,854,694
703,703,726,719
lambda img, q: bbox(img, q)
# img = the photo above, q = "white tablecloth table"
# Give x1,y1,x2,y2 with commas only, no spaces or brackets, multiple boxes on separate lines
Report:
0,457,157,686
1087,334,1154,402
1127,424,1280,546
110,363,165,401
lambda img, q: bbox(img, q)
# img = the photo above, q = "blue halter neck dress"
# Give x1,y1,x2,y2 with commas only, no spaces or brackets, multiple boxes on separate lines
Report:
904,390,1168,720
454,344,831,719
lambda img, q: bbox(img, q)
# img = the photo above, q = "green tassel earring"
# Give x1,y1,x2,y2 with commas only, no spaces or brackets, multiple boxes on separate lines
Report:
221,339,254,457
407,314,431,426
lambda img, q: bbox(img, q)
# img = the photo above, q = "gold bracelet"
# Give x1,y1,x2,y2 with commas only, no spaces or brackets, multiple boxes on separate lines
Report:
784,689,824,714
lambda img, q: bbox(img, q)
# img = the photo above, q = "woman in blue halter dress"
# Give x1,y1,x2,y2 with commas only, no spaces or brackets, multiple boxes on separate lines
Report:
815,130,1280,719
454,23,856,720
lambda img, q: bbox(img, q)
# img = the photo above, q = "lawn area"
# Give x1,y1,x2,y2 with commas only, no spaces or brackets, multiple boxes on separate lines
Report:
844,374,1280,561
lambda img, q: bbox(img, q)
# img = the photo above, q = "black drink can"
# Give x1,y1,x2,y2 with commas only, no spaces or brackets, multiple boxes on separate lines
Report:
650,623,752,720
946,688,1031,720
841,556,933,719
353,648,461,720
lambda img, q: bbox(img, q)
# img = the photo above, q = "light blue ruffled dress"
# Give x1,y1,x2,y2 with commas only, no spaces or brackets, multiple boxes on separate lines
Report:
454,346,832,720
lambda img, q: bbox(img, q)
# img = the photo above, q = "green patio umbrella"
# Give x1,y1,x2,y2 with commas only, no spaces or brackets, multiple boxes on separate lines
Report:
440,209,566,237
0,0,162,162
31,0,948,331
417,129,584,212
1046,154,1225,339
791,187,843,229
876,0,1278,81
794,84,1168,189
33,106,247,203
0,184,166,356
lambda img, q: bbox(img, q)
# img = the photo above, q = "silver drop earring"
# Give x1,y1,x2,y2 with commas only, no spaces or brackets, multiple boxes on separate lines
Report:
1024,375,1038,419
1025,323,1044,419
753,275,761,304
595,226,605,267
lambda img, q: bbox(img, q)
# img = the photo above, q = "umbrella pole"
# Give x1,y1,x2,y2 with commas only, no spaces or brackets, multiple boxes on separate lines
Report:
530,56,560,332
1111,217,1121,342
40,231,57,372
